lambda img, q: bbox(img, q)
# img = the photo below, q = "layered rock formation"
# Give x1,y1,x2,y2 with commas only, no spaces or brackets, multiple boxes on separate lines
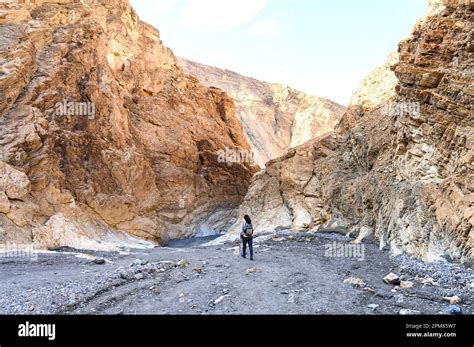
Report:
0,0,258,249
178,59,346,167
223,1,473,263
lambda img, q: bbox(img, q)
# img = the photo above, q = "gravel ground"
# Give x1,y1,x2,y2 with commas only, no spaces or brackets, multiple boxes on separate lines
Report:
0,232,472,315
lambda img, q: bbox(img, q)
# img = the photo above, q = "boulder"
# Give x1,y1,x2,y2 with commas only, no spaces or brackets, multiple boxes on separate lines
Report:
383,273,401,285
443,296,462,305
400,281,414,289
343,277,366,288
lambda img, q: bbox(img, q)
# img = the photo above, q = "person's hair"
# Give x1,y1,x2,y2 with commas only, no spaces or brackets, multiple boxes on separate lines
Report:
244,215,252,224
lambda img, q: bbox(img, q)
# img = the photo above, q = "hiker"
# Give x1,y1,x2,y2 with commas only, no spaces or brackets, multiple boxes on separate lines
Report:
240,214,254,260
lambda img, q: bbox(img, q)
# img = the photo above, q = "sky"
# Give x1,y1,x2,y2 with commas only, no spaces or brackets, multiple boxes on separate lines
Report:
129,0,428,106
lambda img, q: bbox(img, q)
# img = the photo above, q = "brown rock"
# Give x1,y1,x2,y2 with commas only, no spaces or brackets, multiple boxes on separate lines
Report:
0,0,258,248
0,162,31,201
383,273,401,285
0,192,10,214
400,281,414,289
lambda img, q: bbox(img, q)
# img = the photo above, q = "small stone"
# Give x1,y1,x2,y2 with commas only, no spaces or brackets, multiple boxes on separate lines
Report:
394,294,404,304
367,304,379,311
245,267,259,275
383,273,400,285
400,281,414,289
93,257,106,265
399,309,421,315
193,267,203,273
443,305,462,315
177,259,189,268
214,295,229,305
132,259,147,267
134,273,144,280
343,277,366,288
419,277,438,286
442,296,462,305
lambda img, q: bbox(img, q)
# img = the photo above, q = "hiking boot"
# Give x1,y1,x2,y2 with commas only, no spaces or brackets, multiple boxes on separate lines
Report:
250,257,254,261
241,254,246,259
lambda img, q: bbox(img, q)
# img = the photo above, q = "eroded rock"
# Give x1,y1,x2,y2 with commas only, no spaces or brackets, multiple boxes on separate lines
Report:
218,1,473,263
0,0,258,249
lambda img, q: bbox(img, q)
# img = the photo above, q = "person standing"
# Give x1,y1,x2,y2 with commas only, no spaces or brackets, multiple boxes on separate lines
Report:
240,215,254,261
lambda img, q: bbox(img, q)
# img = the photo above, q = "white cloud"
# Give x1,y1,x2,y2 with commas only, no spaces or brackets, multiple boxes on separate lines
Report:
180,0,267,33
248,19,281,35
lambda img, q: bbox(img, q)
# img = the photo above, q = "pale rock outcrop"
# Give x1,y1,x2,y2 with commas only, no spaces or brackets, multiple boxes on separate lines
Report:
32,213,154,251
347,52,399,115
178,59,346,167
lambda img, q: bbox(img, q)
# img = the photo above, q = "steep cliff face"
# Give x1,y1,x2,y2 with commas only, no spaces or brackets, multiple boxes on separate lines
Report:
178,59,346,167
222,1,473,263
0,0,258,249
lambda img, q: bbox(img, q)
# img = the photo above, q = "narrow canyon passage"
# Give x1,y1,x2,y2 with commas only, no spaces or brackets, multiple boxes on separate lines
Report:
0,1,472,329
1,232,471,315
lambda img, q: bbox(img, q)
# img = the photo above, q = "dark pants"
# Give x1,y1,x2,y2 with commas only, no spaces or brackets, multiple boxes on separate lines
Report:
242,237,253,258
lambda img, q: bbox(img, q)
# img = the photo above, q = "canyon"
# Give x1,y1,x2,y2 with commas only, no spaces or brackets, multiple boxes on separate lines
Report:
0,0,471,318
178,58,346,167
0,0,471,316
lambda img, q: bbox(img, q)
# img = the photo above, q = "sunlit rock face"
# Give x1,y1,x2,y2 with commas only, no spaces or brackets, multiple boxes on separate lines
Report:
178,59,346,168
220,1,473,263
0,0,258,249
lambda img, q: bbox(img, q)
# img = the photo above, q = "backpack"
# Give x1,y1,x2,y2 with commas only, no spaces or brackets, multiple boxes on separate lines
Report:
244,223,254,237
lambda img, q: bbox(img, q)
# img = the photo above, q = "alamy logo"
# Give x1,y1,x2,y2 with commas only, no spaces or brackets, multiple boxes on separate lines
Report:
217,147,255,167
0,242,37,261
18,322,56,341
324,242,365,261
382,101,420,118
54,99,96,119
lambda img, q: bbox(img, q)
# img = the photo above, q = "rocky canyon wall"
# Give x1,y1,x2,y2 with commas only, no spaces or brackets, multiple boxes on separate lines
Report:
178,59,346,167
223,0,473,264
0,0,258,249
